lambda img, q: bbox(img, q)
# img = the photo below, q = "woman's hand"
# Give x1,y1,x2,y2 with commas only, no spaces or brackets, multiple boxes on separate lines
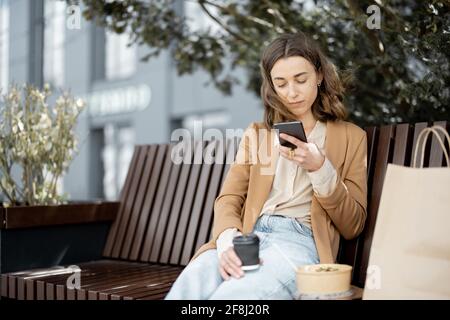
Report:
219,247,244,280
279,133,325,172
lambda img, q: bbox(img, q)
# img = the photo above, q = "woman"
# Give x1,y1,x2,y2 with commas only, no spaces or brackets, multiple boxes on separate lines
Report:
165,32,367,300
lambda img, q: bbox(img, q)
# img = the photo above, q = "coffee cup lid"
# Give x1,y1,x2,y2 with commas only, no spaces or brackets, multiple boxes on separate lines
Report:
233,233,259,245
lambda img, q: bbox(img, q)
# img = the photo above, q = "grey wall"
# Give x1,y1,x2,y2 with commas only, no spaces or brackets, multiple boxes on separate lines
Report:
63,14,94,200
9,0,31,84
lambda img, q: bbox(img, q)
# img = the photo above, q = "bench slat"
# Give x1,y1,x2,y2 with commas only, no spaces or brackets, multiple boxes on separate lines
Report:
120,145,158,259
129,145,168,260
178,141,216,265
36,280,45,300
169,141,205,264
393,123,413,166
430,121,449,167
17,277,25,300
411,122,429,168
221,137,239,187
205,138,239,248
111,146,150,258
67,288,76,300
1,274,8,298
194,140,228,256
8,275,16,299
103,146,141,257
25,279,34,300
148,144,185,263
140,145,175,261
159,141,197,264
365,127,377,196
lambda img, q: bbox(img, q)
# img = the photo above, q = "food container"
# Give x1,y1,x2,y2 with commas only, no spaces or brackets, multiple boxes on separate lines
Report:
296,264,352,295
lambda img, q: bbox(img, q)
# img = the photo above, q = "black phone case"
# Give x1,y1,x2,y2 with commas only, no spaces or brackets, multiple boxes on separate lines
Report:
273,121,307,149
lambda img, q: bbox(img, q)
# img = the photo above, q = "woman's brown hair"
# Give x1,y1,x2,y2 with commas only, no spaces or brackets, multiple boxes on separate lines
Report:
260,32,348,129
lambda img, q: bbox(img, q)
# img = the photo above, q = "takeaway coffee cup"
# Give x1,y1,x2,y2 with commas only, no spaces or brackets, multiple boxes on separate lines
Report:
232,233,260,271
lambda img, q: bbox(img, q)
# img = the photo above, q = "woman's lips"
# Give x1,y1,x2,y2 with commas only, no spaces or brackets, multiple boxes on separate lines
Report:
289,100,304,104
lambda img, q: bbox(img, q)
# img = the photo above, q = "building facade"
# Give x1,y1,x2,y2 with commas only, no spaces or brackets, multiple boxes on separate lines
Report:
0,0,263,201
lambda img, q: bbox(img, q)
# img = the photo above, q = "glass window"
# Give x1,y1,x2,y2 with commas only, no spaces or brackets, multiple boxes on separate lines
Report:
117,126,135,190
105,30,136,80
172,111,230,143
0,0,9,90
43,0,65,87
102,124,135,200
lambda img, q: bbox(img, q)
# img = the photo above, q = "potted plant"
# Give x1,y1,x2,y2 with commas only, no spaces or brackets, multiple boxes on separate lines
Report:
0,84,119,273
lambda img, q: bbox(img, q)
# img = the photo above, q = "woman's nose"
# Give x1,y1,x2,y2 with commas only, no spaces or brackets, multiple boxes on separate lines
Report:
287,83,299,99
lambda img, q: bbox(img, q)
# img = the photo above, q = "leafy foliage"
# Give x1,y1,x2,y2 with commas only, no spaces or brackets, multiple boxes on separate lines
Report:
74,0,449,126
0,85,85,206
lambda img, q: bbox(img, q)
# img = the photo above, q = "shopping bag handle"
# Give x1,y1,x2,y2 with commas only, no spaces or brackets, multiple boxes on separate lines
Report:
412,126,450,168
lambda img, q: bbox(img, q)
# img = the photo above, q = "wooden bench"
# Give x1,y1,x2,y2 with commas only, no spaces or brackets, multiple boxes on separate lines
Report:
1,121,448,300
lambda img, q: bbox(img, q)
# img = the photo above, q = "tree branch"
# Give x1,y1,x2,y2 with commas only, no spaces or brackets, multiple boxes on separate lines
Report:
197,0,251,43
201,0,283,33
0,176,15,204
346,0,385,55
262,0,298,33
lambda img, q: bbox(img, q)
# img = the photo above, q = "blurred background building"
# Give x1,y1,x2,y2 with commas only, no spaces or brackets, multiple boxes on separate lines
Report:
0,0,262,201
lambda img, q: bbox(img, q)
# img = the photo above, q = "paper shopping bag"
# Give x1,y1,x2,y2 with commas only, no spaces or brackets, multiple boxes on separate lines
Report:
363,126,450,299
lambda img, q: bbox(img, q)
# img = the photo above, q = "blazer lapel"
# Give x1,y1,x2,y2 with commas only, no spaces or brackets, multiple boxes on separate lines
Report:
243,126,278,231
324,120,346,173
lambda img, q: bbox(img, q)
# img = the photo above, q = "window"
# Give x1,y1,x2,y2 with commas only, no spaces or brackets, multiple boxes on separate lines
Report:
105,30,136,80
0,0,9,90
43,0,65,87
102,124,135,200
182,111,230,135
171,111,231,143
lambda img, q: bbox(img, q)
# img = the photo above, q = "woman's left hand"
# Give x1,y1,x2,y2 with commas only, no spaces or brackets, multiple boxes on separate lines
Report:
278,133,325,172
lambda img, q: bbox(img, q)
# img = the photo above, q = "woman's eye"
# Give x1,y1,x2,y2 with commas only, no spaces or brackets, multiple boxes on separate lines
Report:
276,79,305,88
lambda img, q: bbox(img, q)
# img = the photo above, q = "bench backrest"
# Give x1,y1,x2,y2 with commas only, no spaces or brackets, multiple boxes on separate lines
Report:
102,139,238,266
102,121,449,287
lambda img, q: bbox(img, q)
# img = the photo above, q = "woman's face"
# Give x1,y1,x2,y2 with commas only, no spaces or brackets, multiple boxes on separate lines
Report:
270,56,323,120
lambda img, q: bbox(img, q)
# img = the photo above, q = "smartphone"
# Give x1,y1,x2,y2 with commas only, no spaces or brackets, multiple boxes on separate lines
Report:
273,121,307,149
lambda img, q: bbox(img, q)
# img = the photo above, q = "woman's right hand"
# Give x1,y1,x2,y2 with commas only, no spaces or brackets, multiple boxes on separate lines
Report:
219,247,244,280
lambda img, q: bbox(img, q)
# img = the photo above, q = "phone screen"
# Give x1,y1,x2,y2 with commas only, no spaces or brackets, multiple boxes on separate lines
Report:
273,121,307,149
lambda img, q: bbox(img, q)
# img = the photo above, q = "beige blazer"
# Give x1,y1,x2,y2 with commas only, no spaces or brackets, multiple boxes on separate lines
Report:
193,120,368,263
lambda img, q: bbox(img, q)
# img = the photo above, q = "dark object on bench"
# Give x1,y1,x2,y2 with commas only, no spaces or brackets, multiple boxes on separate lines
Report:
1,121,448,300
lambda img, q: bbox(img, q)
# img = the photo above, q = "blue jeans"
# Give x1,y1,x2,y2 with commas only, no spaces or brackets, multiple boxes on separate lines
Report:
165,214,320,300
